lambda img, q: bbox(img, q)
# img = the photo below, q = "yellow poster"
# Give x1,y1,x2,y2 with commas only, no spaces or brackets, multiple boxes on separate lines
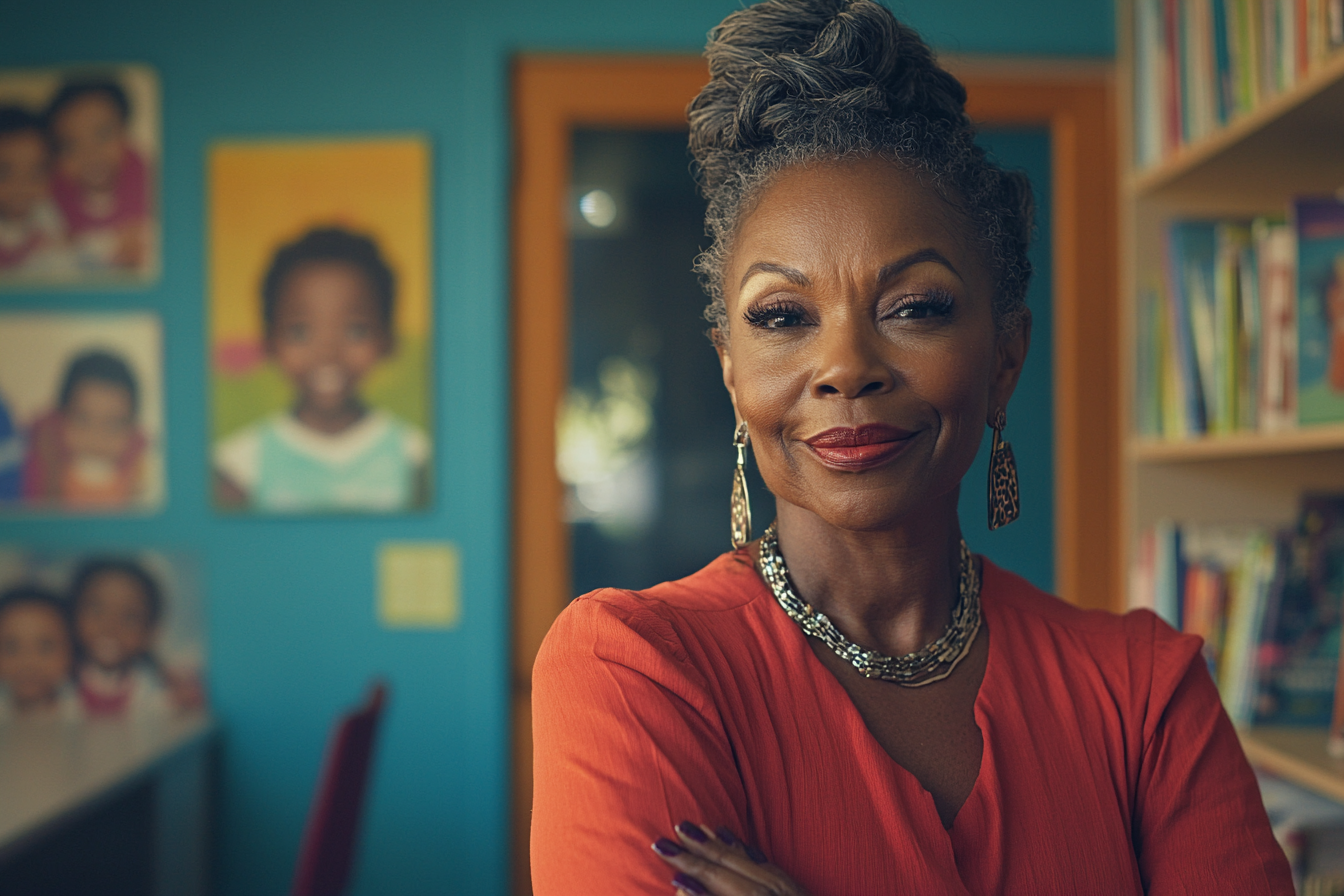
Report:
208,137,431,514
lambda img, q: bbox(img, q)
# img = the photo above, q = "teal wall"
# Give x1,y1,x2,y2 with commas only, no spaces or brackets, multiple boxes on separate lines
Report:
0,2,1111,894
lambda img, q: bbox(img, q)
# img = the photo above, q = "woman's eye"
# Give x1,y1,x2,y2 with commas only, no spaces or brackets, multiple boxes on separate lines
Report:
347,323,370,340
889,293,954,320
744,305,808,329
285,324,308,342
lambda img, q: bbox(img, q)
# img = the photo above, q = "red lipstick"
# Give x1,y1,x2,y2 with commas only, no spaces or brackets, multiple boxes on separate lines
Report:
804,424,916,471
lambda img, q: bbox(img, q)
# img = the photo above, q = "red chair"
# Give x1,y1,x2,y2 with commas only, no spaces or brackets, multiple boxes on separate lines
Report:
291,680,388,896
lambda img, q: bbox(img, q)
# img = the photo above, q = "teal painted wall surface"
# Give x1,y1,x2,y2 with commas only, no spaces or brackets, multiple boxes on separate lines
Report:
959,129,1055,593
0,2,1110,893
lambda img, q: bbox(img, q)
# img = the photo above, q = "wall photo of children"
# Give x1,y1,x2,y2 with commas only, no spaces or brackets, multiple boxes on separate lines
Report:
0,65,159,285
210,138,432,514
0,313,163,512
0,550,204,723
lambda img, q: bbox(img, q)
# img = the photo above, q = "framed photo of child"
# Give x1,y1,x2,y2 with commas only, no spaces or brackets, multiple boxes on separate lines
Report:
0,64,159,285
209,137,432,514
0,549,204,723
0,312,164,512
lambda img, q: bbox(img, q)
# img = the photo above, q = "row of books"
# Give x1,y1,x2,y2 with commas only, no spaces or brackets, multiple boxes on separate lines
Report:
1133,0,1344,168
1135,196,1344,439
1129,494,1344,728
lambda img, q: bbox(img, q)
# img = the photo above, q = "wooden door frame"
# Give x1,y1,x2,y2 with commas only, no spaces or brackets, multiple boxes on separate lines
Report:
509,54,1118,894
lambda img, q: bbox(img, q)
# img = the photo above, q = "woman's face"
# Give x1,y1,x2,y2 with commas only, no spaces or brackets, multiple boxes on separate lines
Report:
719,156,1028,532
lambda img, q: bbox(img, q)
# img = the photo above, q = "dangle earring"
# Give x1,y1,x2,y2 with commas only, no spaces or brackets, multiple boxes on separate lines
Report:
730,421,753,549
987,408,1020,530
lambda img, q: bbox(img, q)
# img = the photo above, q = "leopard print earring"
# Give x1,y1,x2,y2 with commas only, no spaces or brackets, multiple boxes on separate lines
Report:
988,408,1020,530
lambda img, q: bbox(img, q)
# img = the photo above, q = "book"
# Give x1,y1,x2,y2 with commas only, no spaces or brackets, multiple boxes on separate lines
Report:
1134,0,1344,167
1165,223,1214,432
1258,218,1298,431
1294,196,1344,425
1130,500,1344,728
1237,231,1262,430
1148,220,1266,436
1223,531,1278,723
1136,285,1165,436
1155,519,1183,627
1255,494,1344,727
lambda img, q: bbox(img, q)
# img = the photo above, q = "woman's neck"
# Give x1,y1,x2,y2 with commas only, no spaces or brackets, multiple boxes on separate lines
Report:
771,495,965,658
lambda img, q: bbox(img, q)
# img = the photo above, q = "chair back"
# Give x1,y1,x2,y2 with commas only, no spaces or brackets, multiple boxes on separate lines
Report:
291,680,388,896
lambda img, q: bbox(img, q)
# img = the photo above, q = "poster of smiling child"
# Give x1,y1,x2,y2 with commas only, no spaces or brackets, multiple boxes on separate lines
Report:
0,312,164,513
0,65,159,285
0,549,204,723
209,138,432,514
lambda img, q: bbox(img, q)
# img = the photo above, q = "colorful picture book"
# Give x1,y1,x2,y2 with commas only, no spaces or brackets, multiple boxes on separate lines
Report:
1136,197,1344,437
1136,216,1295,438
1295,196,1344,425
1130,493,1344,728
1133,0,1344,168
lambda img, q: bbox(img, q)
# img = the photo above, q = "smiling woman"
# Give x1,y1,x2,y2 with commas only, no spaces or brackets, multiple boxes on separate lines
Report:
528,1,1293,894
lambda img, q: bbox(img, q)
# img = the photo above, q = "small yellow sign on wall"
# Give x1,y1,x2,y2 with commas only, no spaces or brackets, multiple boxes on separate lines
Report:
378,541,460,629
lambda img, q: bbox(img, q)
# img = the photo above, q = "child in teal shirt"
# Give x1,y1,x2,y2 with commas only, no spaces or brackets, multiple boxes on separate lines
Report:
214,227,428,512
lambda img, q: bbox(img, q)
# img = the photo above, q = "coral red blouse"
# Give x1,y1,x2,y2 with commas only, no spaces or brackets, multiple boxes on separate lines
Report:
531,550,1293,895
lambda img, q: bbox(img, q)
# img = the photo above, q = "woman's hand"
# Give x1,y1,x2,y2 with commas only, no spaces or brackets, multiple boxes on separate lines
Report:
651,821,813,896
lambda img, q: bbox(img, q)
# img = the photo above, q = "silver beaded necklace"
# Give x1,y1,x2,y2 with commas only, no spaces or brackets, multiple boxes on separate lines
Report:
756,522,982,687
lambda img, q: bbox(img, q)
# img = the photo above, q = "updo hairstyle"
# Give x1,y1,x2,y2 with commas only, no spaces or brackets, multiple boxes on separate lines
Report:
688,0,1034,340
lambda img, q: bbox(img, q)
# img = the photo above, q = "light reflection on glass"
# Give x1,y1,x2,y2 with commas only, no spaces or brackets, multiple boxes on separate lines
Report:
578,189,618,228
556,356,658,538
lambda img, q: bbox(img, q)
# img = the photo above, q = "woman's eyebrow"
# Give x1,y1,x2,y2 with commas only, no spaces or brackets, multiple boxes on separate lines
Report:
877,248,962,284
740,262,810,290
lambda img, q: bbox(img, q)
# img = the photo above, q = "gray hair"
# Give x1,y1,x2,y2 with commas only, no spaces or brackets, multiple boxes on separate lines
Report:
687,0,1034,341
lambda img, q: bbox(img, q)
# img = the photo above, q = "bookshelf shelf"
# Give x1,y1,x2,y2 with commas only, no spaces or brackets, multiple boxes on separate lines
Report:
1240,728,1344,804
1133,49,1344,201
1131,424,1344,462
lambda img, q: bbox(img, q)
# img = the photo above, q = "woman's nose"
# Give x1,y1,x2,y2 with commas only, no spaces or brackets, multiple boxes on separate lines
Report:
809,319,895,399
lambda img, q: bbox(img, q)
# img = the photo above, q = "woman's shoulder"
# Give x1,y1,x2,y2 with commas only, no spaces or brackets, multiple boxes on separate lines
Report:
538,551,767,665
983,557,1201,669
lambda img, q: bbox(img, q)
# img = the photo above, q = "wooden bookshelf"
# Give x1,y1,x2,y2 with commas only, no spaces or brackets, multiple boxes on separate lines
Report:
1131,424,1344,462
1119,2,1344,804
1240,728,1344,805
1132,48,1344,203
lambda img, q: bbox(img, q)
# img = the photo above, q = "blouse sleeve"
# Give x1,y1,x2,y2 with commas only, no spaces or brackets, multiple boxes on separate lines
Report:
530,593,749,895
1131,614,1294,895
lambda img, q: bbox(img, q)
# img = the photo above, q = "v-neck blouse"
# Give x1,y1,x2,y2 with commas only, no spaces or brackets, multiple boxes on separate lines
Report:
531,550,1293,895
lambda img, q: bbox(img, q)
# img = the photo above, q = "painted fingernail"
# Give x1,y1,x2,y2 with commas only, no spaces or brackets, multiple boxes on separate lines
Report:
747,844,768,864
714,825,738,845
652,838,683,857
676,821,708,843
672,872,709,894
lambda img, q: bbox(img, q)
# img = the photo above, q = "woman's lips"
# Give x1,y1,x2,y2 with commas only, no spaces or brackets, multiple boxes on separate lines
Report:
804,424,916,470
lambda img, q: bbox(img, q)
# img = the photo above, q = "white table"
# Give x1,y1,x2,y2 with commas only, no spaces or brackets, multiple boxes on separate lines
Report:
0,712,216,896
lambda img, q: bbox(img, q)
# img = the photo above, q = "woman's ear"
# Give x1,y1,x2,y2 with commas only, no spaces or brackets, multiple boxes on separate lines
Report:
716,335,741,421
989,311,1032,422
